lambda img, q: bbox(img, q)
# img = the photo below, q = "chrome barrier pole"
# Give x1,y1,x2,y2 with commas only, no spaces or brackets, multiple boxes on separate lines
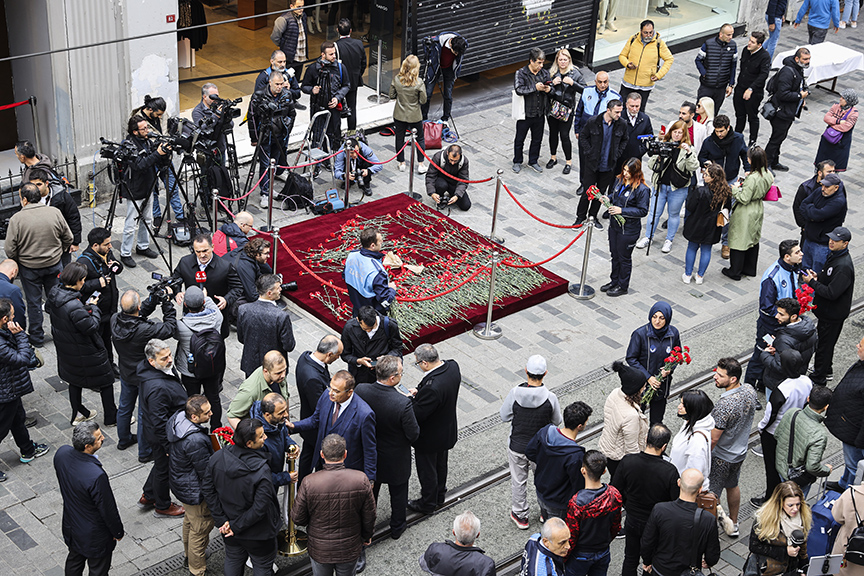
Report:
366,39,389,104
568,217,596,300
473,251,503,340
271,230,280,277
29,97,41,152
211,189,219,233
407,129,422,200
267,159,276,231
487,170,505,245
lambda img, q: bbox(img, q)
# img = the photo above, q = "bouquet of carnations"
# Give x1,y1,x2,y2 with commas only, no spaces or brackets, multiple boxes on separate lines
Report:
642,346,692,405
211,426,235,450
585,185,626,226
795,284,816,314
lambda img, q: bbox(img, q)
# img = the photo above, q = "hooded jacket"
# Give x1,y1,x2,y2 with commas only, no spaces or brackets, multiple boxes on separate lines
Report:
618,32,674,89
770,56,808,121
0,327,34,404
525,424,586,510
501,383,563,454
825,361,864,447
697,131,750,182
626,302,681,396
566,484,623,554
202,443,281,541
46,285,114,390
799,187,847,244
760,317,817,391
425,149,470,199
520,534,566,576
138,359,187,448
166,410,213,505
774,406,831,478
668,414,716,487
728,169,773,252
78,246,123,325
214,222,249,256
111,297,177,383
175,296,223,379
250,400,297,487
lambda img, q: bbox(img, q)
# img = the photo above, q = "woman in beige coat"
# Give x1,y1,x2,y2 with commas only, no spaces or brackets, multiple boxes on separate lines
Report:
389,55,428,174
832,485,864,576
598,360,649,480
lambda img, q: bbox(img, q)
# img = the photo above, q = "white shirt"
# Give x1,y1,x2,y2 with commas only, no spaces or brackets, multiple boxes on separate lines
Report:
309,353,326,368
365,318,380,339
332,392,354,422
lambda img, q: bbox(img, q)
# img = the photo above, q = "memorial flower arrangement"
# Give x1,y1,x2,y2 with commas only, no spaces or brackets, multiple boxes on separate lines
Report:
211,426,234,448
641,345,692,405
585,185,626,226
795,284,816,314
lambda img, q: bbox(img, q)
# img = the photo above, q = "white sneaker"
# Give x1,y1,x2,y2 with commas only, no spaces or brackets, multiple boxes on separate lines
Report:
635,237,650,249
852,22,858,28
73,410,97,426
840,21,847,28
694,275,704,285
244,559,278,572
259,195,269,209
730,522,740,537
662,239,673,253
417,163,428,174
682,273,692,284
398,162,406,172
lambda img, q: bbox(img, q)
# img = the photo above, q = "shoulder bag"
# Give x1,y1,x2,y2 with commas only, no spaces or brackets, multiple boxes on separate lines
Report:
682,508,708,576
511,89,525,121
786,410,818,487
823,108,852,145
764,185,782,202
693,431,718,516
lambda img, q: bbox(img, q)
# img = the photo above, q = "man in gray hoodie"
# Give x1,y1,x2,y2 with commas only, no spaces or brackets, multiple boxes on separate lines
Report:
500,355,563,529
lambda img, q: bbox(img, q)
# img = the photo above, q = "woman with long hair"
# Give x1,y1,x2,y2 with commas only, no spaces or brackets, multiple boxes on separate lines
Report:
696,96,715,132
602,158,650,297
723,145,773,280
546,49,586,175
668,390,715,487
814,89,858,171
682,162,732,283
389,55,428,174
637,120,700,253
748,482,811,576
598,360,649,480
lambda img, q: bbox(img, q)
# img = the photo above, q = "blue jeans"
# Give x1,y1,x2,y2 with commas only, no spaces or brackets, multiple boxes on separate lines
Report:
765,16,783,59
19,262,62,342
646,184,688,241
117,379,151,460
841,443,864,488
152,168,184,220
843,0,860,22
685,242,713,276
802,240,831,274
566,548,611,576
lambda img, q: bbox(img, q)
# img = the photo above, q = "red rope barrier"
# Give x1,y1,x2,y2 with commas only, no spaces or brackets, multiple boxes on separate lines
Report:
413,142,494,184
276,147,342,171
0,99,29,111
276,236,350,294
396,265,489,302
501,182,582,229
355,141,409,165
220,171,266,202
501,228,586,269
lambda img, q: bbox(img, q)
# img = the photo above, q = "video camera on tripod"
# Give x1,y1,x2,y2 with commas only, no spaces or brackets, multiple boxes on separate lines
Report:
99,137,141,164
640,135,679,159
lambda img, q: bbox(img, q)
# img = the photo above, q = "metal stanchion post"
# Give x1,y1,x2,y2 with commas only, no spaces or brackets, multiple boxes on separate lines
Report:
271,230,280,277
473,251,503,340
29,96,41,153
366,39,390,104
211,189,219,233
487,170,505,245
568,217,596,300
406,129,422,200
266,159,276,232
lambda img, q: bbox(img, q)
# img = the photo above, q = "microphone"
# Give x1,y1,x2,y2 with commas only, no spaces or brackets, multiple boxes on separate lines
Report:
195,271,207,284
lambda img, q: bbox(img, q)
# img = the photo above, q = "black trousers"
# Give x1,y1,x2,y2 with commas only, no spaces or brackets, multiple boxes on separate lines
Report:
745,319,771,387
143,441,171,510
621,515,647,576
65,549,112,576
808,25,829,44
433,178,471,211
760,430,781,499
99,321,114,365
547,116,573,161
608,226,640,290
606,458,620,484
182,372,224,429
69,386,117,426
513,116,545,166
812,317,846,384
648,384,669,427
0,398,35,456
394,119,426,163
766,116,794,166
415,449,449,510
345,87,359,130
733,87,762,144
297,428,318,483
576,169,615,219
727,245,760,279
618,85,650,112
373,479,409,533
698,83,728,114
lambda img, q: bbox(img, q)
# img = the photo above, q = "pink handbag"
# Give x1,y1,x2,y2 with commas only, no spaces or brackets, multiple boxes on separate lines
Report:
765,185,782,202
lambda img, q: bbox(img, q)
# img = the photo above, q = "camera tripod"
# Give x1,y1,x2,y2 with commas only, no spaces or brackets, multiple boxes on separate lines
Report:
421,35,461,140
242,117,292,204
644,153,674,257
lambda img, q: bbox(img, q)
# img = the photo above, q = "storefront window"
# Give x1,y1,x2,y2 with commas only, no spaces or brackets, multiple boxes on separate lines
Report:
592,0,742,65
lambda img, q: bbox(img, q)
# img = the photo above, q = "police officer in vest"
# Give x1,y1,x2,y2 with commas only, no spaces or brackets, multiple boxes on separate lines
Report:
342,226,396,317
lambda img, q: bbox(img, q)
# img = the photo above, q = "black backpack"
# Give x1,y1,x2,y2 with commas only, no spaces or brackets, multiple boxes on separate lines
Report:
186,324,226,378
846,491,864,566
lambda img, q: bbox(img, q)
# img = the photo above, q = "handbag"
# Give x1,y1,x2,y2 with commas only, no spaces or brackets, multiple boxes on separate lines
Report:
549,100,573,122
760,101,778,120
511,89,525,121
823,108,852,144
696,490,718,517
786,410,818,487
423,121,443,149
681,508,708,576
764,185,782,202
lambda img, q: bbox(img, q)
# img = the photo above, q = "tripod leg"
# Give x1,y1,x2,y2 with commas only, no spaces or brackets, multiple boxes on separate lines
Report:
120,180,172,270
105,184,120,230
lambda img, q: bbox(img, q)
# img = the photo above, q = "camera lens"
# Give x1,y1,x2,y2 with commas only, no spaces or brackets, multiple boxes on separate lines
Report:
280,281,298,292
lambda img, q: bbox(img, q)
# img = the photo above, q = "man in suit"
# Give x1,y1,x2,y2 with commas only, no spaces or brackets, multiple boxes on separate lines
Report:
335,18,366,131
55,422,124,576
172,234,236,324
408,343,461,515
355,356,419,539
618,92,653,172
341,305,404,384
290,370,376,482
295,335,344,482
237,274,295,378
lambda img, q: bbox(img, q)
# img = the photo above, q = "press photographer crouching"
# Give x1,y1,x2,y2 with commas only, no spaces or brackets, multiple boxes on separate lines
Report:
249,70,299,209
334,138,381,197
425,144,471,211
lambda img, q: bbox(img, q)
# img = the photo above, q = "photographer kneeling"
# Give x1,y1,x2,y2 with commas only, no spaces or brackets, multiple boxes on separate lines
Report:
334,138,381,197
425,144,471,211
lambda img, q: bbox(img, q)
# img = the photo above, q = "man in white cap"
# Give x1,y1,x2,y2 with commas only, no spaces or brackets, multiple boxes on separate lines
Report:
500,355,563,530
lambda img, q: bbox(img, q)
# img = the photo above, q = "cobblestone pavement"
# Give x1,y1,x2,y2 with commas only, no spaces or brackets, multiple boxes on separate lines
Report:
0,22,862,575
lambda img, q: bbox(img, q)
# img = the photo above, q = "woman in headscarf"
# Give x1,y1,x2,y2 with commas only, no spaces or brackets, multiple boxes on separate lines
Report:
597,360,649,480
814,89,858,171
625,301,682,425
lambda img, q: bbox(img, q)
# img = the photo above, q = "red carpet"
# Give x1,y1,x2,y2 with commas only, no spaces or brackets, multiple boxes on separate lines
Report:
269,194,568,351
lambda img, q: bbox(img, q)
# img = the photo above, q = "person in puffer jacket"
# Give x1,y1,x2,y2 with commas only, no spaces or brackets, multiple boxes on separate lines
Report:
249,394,298,488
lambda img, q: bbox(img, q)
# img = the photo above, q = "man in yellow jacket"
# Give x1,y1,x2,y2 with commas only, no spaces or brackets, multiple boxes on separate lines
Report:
618,20,674,112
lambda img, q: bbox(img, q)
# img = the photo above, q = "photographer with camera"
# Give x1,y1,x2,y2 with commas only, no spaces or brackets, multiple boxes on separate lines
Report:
302,41,351,168
635,121,700,254
253,51,303,105
191,83,238,158
78,228,123,375
227,238,274,318
425,144,472,211
334,137,381,197
421,32,468,122
249,70,299,209
237,274,295,378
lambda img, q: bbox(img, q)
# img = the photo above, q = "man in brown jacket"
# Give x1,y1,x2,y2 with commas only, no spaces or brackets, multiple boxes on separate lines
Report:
291,433,376,576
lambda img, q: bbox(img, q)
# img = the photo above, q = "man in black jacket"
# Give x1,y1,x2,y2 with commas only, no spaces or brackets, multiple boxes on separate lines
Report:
695,24,738,112
302,41,351,163
759,298,817,392
799,173,847,274
249,70,298,209
641,468,720,576
574,99,627,230
28,167,81,268
237,274,295,377
137,338,187,518
172,234,235,313
803,227,855,386
426,145,472,211
55,422,123,576
765,48,810,172
618,93,653,174
335,19,366,130
612,423,680,576
341,305,403,384
119,116,164,268
513,47,552,174
697,115,751,183
793,161,840,245
112,289,176,458
420,511,496,576
355,356,419,539
78,228,123,373
295,334,343,481
733,31,771,146
825,336,864,491
227,238,273,313
202,418,281,574
408,343,462,515
167,395,214,576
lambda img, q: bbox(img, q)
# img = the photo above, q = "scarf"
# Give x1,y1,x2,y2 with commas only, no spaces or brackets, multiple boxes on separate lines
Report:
780,511,803,541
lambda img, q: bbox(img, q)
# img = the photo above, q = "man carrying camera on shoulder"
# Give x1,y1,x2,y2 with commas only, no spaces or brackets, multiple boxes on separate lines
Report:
334,138,381,197
425,144,471,211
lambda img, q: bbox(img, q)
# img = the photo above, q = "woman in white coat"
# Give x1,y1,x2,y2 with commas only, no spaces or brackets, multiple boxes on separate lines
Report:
669,389,715,487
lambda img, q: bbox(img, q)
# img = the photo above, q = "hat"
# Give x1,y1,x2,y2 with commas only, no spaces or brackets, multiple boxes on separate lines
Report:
526,355,547,375
827,226,852,242
184,286,205,309
822,173,842,187
779,349,805,380
613,360,647,396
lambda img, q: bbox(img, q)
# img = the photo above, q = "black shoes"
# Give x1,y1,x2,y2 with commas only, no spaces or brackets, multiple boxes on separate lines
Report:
24,416,37,428
121,256,136,268
355,547,366,573
600,282,615,292
136,247,158,259
721,267,741,281
750,496,767,507
593,220,604,231
607,286,628,297
563,164,572,175
545,159,558,169
827,481,844,493
656,6,670,15
407,499,435,515
118,435,138,451
772,162,789,172
573,216,586,227
295,103,307,110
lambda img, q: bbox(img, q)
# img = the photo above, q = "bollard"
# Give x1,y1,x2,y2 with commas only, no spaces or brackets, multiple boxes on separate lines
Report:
267,159,276,232
271,230,280,277
366,39,390,104
473,251,503,340
487,170,505,245
568,217,596,300
406,129,422,201
211,189,219,233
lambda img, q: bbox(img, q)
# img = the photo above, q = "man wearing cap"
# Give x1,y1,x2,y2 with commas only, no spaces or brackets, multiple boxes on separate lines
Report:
500,355,563,530
803,227,855,386
798,172,847,275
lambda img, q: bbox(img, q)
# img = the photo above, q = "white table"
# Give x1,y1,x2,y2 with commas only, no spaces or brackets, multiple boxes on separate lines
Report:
771,41,864,91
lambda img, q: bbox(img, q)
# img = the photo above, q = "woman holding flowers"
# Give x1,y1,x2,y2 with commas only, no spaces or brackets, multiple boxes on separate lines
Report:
602,157,650,297
626,301,683,425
